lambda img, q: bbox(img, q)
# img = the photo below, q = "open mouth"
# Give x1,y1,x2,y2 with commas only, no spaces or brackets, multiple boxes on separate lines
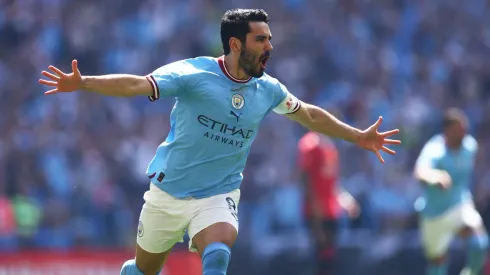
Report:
260,53,271,69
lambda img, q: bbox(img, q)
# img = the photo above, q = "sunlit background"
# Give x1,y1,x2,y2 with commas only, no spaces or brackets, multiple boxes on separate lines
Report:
1,0,490,274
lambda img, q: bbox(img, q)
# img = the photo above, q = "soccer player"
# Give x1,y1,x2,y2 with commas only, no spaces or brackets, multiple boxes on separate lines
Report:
298,131,359,275
414,108,488,275
38,9,401,275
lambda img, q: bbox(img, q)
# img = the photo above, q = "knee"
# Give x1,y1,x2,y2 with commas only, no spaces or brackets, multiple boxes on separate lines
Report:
120,259,144,275
202,242,231,273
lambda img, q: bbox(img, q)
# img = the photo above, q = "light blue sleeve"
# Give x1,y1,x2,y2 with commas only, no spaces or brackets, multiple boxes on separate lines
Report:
146,60,188,102
464,135,478,154
415,140,440,169
270,81,301,114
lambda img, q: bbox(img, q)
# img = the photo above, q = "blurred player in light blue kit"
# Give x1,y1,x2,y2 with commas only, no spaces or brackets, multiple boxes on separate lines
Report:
414,108,488,275
39,9,401,275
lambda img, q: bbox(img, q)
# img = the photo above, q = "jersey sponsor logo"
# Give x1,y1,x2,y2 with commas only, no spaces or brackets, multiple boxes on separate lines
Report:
232,94,245,109
198,114,254,148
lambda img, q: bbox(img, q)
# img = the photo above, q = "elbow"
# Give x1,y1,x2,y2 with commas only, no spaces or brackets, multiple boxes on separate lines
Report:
413,167,430,184
130,77,152,97
413,166,424,181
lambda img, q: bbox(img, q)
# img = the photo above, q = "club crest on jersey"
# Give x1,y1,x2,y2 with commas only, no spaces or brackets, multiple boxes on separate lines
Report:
232,94,245,109
137,221,144,237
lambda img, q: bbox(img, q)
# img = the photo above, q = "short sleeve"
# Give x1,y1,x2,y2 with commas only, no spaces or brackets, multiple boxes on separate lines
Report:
146,61,186,102
415,141,440,169
464,135,478,153
271,82,301,114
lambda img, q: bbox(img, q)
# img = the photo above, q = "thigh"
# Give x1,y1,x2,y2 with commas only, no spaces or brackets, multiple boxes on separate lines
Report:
421,216,454,260
135,200,188,272
137,202,187,253
457,203,486,237
188,189,241,255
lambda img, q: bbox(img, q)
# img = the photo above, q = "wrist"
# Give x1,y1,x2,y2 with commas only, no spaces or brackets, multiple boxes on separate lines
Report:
80,76,89,90
351,129,363,144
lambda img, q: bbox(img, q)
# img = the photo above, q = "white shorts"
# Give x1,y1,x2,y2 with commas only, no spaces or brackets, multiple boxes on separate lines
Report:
420,202,483,258
136,183,240,254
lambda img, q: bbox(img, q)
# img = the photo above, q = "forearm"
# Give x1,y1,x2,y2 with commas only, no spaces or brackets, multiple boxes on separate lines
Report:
81,74,152,97
303,104,362,143
414,167,447,186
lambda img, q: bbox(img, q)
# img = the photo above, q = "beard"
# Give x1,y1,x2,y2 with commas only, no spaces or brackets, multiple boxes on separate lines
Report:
238,49,266,78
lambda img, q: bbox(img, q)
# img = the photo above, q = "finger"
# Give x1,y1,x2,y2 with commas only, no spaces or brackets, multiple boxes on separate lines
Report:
374,150,385,164
72,59,79,74
383,139,401,145
48,65,64,76
44,88,58,95
381,146,396,155
380,129,400,137
38,79,58,86
41,71,60,81
372,116,383,130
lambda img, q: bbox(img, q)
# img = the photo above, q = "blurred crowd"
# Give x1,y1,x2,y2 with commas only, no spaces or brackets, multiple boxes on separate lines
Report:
1,0,490,257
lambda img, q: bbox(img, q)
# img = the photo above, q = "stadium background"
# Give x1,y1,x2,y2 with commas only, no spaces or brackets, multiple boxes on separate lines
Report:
1,0,490,274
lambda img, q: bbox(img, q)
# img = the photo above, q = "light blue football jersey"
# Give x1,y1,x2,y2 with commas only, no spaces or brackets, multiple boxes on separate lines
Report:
414,134,478,217
144,56,301,199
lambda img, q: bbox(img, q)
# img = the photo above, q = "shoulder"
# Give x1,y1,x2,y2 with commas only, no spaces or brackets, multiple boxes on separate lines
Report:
426,134,444,146
422,134,446,156
256,73,290,105
256,73,282,88
463,134,478,152
155,56,217,75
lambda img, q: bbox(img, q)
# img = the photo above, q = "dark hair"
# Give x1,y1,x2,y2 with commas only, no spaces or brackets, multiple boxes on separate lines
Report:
443,108,468,130
220,9,270,55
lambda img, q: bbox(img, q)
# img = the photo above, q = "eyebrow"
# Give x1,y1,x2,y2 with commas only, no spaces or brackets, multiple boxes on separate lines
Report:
255,34,272,41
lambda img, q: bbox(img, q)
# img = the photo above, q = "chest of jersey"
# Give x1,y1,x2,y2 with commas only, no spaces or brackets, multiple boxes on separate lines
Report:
179,77,272,149
435,148,475,184
194,79,270,127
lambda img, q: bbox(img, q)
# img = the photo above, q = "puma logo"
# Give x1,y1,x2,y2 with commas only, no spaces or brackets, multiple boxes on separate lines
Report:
230,110,242,122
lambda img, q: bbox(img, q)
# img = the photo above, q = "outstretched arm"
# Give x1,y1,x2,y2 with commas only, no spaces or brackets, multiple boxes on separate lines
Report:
286,102,362,143
39,60,153,97
285,102,401,163
80,75,153,97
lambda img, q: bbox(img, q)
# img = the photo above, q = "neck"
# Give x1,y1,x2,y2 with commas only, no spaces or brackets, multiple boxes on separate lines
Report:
444,135,461,150
224,54,250,80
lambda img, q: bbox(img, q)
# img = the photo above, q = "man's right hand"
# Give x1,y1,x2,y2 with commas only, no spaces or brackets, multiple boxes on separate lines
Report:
435,170,452,190
39,60,82,95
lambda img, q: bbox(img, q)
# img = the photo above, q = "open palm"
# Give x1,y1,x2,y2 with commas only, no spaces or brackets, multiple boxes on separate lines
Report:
38,60,82,95
357,116,401,163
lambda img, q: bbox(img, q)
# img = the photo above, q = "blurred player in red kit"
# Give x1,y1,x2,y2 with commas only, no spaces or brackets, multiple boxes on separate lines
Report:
298,131,360,275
